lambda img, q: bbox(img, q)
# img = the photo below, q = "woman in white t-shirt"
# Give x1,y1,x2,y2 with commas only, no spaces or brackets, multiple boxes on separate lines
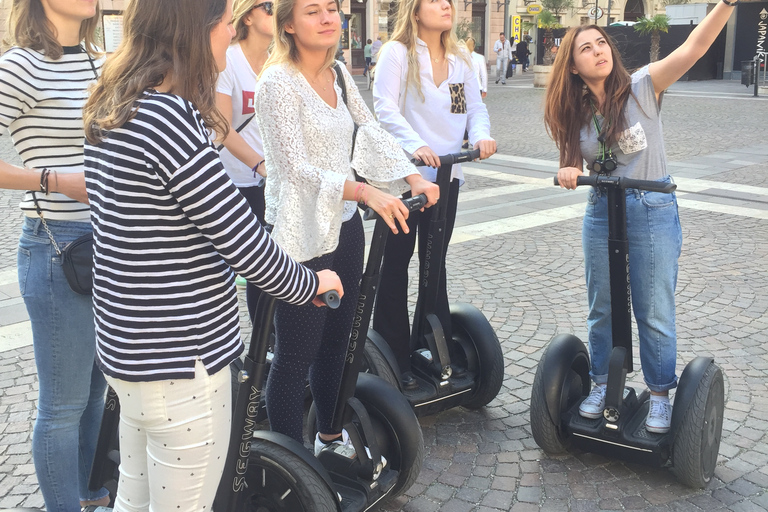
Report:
466,37,487,98
216,0,274,319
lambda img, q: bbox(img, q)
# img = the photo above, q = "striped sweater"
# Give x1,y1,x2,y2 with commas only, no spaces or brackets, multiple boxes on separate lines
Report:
0,45,102,221
84,92,319,381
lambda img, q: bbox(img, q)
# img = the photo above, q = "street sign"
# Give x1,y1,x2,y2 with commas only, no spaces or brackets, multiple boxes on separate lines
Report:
527,4,542,14
587,6,604,20
511,15,522,43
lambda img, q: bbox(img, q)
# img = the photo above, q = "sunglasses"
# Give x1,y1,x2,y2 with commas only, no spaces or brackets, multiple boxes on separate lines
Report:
252,1,274,15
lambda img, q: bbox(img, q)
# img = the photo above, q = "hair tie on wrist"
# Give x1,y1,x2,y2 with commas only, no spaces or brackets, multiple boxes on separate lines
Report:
39,168,51,195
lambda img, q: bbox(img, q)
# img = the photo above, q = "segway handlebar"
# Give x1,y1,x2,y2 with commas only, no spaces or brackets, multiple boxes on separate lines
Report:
410,148,481,167
320,290,341,309
362,193,428,221
554,175,677,194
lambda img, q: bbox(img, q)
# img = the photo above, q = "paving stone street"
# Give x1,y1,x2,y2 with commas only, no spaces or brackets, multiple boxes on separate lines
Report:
1,71,768,511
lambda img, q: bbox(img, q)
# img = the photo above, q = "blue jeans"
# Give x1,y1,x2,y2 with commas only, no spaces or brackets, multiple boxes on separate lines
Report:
582,176,682,392
17,217,108,511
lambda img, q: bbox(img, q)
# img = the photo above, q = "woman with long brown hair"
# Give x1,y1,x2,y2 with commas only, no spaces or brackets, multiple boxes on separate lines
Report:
254,0,438,450
82,0,341,508
544,4,737,434
0,0,109,509
371,0,495,390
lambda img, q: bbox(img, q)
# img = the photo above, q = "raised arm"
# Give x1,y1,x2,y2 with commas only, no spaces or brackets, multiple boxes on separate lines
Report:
648,1,736,95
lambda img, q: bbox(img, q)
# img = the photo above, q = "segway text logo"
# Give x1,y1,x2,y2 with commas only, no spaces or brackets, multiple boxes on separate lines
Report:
232,385,261,492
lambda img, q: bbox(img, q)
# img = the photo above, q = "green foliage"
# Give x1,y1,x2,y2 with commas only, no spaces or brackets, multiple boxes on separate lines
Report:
540,0,575,19
538,10,562,30
633,14,671,36
455,18,473,42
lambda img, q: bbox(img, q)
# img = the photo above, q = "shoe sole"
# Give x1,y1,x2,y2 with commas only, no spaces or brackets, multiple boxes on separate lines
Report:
645,424,670,434
578,408,602,420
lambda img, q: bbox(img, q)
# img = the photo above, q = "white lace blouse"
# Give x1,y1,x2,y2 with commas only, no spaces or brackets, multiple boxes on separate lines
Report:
255,61,416,262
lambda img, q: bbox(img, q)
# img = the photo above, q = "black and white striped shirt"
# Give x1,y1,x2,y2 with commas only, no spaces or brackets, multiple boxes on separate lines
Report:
0,45,102,221
84,92,319,381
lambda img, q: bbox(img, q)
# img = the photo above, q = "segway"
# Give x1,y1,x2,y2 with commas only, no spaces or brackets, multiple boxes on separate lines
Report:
529,174,724,488
362,149,505,417
87,195,427,511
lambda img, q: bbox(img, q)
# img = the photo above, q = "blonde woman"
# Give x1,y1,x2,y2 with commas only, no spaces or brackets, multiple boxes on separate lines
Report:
0,0,109,509
466,37,487,98
216,0,274,319
254,0,439,448
372,0,495,390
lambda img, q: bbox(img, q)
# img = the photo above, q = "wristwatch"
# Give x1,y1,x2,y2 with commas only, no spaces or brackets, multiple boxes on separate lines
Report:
722,0,738,6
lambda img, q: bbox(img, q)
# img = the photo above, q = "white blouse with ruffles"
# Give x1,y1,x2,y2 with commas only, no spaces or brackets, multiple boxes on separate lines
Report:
255,61,416,262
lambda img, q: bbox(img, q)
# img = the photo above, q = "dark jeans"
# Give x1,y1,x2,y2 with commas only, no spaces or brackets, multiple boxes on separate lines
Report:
239,185,266,322
372,180,460,373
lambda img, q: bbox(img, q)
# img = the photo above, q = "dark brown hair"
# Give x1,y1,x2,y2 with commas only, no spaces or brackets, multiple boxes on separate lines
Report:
543,25,633,168
5,0,101,59
84,0,229,144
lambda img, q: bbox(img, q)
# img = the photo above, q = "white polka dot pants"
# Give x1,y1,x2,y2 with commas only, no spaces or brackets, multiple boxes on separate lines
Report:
105,360,231,512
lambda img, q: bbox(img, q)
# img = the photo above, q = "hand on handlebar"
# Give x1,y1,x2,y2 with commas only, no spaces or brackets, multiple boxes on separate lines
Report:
366,186,411,235
405,175,439,209
474,139,497,160
557,166,583,190
313,269,344,307
411,146,441,169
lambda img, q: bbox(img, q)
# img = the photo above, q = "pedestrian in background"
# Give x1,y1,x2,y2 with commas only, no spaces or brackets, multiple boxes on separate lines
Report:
466,37,487,99
493,32,509,84
516,37,530,72
0,1,110,510
215,0,274,321
82,0,341,508
372,0,495,391
371,34,383,63
545,0,739,434
364,38,373,76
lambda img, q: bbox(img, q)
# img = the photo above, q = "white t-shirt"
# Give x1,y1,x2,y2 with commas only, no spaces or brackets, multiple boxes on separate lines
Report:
216,43,264,187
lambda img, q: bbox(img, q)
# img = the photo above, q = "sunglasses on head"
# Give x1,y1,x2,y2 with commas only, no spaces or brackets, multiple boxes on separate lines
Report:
252,1,274,15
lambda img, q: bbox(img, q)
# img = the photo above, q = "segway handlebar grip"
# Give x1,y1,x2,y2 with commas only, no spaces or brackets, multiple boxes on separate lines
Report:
410,149,481,167
320,290,341,309
362,194,428,221
554,175,677,194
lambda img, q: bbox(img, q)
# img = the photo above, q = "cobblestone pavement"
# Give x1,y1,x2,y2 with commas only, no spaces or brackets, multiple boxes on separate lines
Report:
1,74,768,510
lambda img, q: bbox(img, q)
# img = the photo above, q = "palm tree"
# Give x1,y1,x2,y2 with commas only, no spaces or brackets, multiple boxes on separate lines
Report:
538,10,562,66
633,14,671,62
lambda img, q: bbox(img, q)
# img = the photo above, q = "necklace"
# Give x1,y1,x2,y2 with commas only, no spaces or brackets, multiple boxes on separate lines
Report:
303,69,331,91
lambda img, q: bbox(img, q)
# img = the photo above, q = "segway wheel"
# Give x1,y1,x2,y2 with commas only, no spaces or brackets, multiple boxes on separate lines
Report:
243,438,338,512
671,362,724,488
529,334,591,454
449,303,504,409
361,340,400,389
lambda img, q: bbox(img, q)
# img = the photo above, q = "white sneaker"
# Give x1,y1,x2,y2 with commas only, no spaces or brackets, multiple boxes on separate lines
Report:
646,396,672,434
314,429,387,468
579,384,606,419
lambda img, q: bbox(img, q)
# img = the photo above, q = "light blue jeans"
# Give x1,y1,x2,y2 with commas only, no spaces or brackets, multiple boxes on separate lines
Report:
582,176,682,393
17,217,108,511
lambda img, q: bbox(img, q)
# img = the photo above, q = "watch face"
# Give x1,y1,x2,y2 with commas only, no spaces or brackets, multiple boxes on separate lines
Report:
604,158,617,173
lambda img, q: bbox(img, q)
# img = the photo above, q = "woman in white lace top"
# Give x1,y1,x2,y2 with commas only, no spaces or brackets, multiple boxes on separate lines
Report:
254,0,439,447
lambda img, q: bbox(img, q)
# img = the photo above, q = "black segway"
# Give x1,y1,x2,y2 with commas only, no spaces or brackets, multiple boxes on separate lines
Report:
529,174,725,488
362,149,505,417
87,195,427,511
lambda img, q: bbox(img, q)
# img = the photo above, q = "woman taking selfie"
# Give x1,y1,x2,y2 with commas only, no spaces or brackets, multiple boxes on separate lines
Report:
544,3,738,434
82,0,341,509
254,0,439,449
372,0,495,390
215,0,274,320
0,1,109,509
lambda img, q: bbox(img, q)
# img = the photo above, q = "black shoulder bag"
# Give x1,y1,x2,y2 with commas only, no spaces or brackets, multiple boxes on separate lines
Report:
333,63,363,182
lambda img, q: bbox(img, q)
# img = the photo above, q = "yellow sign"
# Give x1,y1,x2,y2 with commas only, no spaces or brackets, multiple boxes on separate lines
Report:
511,15,522,43
527,4,543,14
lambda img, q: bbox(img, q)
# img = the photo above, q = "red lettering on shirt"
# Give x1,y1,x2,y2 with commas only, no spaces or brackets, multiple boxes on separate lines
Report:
242,91,255,115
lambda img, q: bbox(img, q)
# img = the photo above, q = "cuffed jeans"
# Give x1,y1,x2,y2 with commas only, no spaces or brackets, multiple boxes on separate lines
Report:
18,217,108,512
582,176,682,392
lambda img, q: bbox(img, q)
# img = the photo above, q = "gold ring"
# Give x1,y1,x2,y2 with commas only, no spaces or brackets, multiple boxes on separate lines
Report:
389,213,394,219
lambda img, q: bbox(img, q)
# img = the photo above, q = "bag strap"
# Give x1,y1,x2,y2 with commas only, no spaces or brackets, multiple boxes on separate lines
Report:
333,63,361,174
216,114,255,152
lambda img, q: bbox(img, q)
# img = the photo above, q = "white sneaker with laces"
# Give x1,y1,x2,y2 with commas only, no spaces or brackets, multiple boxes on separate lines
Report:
646,396,672,434
579,384,606,419
314,429,387,468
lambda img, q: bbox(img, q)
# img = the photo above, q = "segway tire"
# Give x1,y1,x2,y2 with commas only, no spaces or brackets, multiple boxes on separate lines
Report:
449,303,504,409
361,340,400,389
530,335,590,454
243,438,338,512
671,362,724,489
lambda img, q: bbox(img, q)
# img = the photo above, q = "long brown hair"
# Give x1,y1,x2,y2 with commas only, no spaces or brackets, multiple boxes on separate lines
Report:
544,25,633,168
84,0,229,144
4,0,101,59
388,0,470,102
262,0,340,73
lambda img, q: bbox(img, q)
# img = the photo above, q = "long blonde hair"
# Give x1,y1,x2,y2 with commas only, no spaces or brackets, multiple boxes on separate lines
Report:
84,0,229,144
233,0,257,42
4,0,101,59
388,0,470,101
262,0,340,73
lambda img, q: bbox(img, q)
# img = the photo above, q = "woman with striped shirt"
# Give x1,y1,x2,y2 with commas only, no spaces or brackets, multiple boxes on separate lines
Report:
82,0,341,509
0,1,110,510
